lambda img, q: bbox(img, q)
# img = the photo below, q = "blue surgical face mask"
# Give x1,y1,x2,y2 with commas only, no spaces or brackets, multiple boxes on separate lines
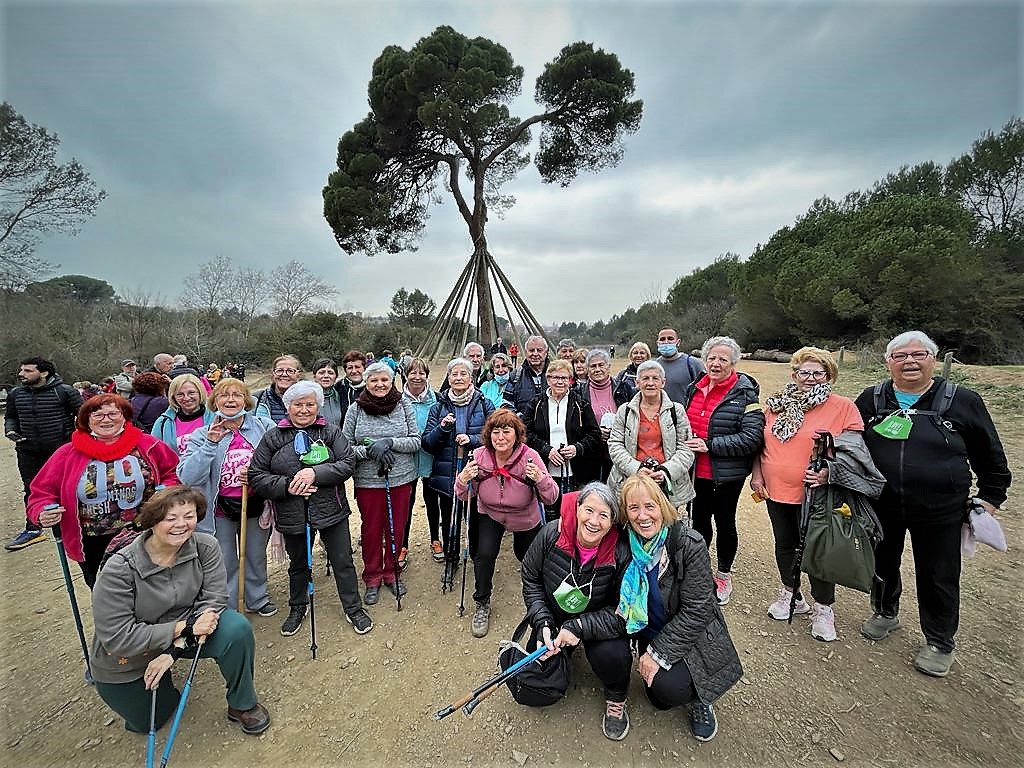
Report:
493,372,510,386
214,410,244,420
657,343,678,357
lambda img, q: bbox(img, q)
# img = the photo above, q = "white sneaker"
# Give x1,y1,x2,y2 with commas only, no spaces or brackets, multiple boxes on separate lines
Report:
767,588,810,621
811,603,838,642
714,571,733,605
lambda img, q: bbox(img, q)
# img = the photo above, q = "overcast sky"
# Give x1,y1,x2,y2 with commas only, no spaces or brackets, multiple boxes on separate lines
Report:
3,0,1020,325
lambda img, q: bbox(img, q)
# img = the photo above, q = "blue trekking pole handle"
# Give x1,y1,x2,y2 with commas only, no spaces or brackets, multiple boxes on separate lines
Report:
146,686,157,768
434,643,547,720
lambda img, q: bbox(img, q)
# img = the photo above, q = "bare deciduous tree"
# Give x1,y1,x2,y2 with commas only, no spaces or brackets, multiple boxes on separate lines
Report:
267,259,337,317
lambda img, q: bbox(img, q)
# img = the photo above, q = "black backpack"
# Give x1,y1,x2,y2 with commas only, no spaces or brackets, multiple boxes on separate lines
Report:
869,379,957,425
498,617,571,707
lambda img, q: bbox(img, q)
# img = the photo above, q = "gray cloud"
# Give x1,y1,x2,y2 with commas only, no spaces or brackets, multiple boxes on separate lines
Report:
3,0,1019,324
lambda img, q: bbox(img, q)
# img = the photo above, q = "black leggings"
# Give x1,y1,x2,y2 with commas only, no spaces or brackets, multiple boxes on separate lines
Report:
79,532,117,589
528,627,632,702
472,514,541,603
638,638,698,708
690,478,744,573
765,500,835,605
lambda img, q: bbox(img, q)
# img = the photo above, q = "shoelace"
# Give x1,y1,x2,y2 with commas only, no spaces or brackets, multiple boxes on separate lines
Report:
692,704,712,724
606,700,625,719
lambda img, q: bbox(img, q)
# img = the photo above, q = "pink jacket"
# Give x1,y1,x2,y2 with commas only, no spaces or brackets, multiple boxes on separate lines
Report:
27,435,180,562
455,443,559,532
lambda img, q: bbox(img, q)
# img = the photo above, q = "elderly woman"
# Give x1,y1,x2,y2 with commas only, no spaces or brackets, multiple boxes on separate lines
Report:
90,486,270,735
580,349,632,482
30,394,180,588
480,352,512,409
608,360,696,516
177,378,278,618
311,358,346,429
571,349,589,386
456,410,559,638
750,347,863,642
424,358,495,573
520,482,632,740
152,374,215,456
400,357,439,565
523,358,602,519
342,362,421,604
254,354,302,422
617,474,742,743
249,380,372,636
338,350,367,415
682,337,764,606
130,372,170,433
612,342,650,405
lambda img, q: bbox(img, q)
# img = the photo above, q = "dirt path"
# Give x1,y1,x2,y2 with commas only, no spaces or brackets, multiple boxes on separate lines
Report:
0,360,1019,767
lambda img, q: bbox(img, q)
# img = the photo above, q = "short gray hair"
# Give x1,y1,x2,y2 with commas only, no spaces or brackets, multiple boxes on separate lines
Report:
363,361,396,381
463,342,484,356
585,349,610,366
886,330,938,358
525,335,547,350
636,360,666,380
282,380,324,409
576,481,619,520
446,357,474,377
701,336,742,364
557,338,575,350
490,352,511,368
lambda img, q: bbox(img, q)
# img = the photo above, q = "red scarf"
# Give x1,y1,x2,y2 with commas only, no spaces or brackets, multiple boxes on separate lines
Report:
70,424,144,461
555,491,619,568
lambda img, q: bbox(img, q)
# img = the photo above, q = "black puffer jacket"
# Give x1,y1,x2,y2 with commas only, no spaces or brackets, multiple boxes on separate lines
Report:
855,377,1010,523
647,523,743,704
422,389,494,497
523,390,603,485
3,375,81,449
684,373,764,485
502,360,548,416
247,420,355,535
521,499,630,641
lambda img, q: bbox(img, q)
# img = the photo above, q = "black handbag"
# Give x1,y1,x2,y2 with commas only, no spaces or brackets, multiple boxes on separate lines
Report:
498,618,571,707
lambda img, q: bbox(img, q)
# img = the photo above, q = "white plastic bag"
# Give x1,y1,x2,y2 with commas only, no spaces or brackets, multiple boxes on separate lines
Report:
961,500,1007,558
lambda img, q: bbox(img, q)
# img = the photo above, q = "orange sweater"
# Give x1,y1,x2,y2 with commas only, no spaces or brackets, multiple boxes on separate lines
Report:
760,394,863,504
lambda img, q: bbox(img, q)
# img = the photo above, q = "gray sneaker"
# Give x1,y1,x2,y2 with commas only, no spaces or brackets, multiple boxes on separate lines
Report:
602,700,629,741
471,601,491,638
914,645,955,677
861,613,901,641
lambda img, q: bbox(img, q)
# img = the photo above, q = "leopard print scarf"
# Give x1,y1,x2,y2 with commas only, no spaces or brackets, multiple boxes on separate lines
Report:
764,382,832,442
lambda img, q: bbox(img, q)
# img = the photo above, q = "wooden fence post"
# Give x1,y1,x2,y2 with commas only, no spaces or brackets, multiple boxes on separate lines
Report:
942,351,953,379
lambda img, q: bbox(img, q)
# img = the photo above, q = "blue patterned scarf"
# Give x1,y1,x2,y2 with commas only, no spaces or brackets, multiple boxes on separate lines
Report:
616,526,668,634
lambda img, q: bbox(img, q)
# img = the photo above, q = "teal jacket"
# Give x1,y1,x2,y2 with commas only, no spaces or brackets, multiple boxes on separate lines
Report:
402,386,438,478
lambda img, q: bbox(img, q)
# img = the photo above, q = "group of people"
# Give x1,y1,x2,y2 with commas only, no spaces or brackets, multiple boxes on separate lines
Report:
2,326,1010,747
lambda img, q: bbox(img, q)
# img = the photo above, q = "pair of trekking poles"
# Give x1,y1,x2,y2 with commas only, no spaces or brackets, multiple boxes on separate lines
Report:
442,447,471,617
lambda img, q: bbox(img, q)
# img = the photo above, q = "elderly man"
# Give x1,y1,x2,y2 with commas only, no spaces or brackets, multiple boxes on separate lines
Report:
503,335,550,416
150,353,174,378
438,342,489,394
656,328,705,407
556,338,575,360
855,330,1010,678
113,359,137,398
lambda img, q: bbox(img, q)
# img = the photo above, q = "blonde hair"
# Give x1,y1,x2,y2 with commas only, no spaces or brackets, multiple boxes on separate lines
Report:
207,377,256,411
790,346,838,383
546,358,573,377
167,374,204,412
618,474,679,527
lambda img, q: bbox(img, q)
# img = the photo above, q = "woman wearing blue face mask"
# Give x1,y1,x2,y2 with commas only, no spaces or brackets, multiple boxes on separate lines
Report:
480,353,512,408
177,378,278,617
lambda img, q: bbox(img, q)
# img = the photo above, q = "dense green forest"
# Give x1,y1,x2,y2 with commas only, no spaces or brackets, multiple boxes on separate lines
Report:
2,119,1021,385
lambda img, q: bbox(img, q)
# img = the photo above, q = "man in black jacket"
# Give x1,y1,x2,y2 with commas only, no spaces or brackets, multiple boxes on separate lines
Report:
503,335,550,416
855,331,1010,678
4,357,83,550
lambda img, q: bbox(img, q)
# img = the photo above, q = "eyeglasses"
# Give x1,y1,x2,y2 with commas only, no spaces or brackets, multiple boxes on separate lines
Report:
274,368,299,376
794,370,828,380
89,411,122,421
547,375,571,382
889,351,932,362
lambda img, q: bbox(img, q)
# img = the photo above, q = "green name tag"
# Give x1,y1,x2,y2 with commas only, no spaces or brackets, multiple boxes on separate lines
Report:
872,412,913,440
300,442,330,465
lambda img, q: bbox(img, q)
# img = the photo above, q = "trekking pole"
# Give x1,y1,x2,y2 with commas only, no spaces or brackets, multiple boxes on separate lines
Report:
145,686,158,768
48,511,93,685
443,447,465,593
789,430,832,623
383,470,402,611
159,636,206,768
304,496,318,659
434,644,547,720
237,483,248,613
458,479,471,617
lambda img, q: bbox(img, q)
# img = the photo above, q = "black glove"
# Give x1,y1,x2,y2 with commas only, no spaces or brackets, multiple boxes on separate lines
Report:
377,449,397,476
368,438,394,462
